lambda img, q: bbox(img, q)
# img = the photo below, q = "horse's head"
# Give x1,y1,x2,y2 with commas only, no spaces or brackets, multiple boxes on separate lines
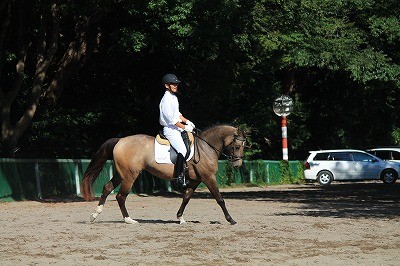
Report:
224,128,246,168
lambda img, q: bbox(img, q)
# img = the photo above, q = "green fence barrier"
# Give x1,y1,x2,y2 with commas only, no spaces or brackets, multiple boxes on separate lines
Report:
0,159,304,201
0,159,37,201
217,160,304,186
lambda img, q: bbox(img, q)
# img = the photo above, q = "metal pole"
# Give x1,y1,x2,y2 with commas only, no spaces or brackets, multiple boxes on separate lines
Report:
282,115,288,160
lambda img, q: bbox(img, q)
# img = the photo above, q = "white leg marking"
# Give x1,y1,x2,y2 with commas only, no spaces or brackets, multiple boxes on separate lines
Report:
124,217,139,224
90,205,104,222
179,216,186,225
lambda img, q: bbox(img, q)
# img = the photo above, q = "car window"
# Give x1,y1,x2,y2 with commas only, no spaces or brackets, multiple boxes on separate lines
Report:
366,151,375,156
352,152,375,162
331,152,352,161
392,151,400,160
375,150,391,160
313,152,331,160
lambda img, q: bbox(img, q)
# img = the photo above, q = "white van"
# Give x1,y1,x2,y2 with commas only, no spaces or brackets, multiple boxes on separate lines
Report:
304,149,400,186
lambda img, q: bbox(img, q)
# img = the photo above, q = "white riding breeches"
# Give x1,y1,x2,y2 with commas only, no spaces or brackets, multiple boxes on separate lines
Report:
163,126,187,156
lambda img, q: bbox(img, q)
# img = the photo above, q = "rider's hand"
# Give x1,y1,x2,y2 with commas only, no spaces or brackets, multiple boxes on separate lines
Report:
186,120,196,129
184,124,194,132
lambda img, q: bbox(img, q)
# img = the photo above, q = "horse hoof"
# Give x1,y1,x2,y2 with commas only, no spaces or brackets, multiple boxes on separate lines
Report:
178,217,186,224
230,220,237,225
124,217,139,224
90,213,98,222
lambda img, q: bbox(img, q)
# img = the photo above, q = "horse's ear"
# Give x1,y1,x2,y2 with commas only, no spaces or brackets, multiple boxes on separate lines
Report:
234,127,240,137
236,126,246,137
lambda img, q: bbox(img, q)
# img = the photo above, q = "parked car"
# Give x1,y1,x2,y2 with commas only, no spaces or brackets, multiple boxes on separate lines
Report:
366,147,400,163
304,149,400,186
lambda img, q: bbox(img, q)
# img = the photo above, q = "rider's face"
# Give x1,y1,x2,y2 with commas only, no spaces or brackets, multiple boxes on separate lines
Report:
166,83,179,93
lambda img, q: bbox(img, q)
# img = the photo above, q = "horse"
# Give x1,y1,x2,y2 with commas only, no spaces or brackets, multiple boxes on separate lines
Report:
81,125,246,225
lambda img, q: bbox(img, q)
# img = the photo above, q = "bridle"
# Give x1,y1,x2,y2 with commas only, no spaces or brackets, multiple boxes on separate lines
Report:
193,129,246,164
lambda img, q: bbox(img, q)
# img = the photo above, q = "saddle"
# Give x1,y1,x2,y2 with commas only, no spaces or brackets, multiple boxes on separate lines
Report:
155,131,195,163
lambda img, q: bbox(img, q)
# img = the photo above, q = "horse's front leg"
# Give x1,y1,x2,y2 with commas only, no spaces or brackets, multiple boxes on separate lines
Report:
204,177,236,225
177,179,201,224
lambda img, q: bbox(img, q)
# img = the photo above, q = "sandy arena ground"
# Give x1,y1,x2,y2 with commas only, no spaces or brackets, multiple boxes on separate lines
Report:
1,182,400,265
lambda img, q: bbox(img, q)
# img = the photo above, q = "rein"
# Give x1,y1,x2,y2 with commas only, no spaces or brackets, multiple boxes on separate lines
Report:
192,128,245,164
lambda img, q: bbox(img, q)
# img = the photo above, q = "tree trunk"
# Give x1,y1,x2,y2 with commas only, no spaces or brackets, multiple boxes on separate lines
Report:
0,3,60,156
44,11,104,103
0,2,103,156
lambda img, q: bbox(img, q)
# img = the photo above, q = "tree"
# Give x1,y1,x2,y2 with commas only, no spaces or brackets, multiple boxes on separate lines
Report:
2,0,400,159
0,1,106,156
248,0,400,158
0,1,59,156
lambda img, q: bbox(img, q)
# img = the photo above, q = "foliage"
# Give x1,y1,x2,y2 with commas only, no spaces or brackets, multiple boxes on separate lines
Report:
391,128,400,146
279,160,304,184
1,0,400,159
250,160,269,184
224,160,236,186
279,160,292,183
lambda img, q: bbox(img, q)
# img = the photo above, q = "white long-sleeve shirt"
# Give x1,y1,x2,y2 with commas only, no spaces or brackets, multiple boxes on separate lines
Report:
159,91,182,128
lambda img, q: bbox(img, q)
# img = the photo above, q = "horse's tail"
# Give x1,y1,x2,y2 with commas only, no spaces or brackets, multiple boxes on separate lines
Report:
81,138,120,201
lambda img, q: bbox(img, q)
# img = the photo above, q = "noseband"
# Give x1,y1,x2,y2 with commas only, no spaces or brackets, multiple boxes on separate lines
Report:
193,130,246,164
224,135,246,162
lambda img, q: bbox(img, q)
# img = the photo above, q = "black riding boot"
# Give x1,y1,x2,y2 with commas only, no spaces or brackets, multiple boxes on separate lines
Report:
173,153,187,187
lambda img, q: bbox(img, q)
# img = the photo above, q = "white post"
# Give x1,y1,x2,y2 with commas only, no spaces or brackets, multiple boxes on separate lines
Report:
109,163,114,193
273,95,293,161
34,162,42,199
282,115,288,161
74,161,81,196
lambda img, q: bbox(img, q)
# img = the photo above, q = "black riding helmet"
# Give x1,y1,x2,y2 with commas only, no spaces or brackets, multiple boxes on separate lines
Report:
162,73,181,84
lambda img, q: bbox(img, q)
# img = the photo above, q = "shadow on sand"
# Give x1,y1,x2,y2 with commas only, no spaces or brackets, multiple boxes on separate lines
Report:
216,182,400,219
39,182,400,220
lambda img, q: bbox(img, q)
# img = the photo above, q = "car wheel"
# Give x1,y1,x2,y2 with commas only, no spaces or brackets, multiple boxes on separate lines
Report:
381,169,397,184
317,171,333,186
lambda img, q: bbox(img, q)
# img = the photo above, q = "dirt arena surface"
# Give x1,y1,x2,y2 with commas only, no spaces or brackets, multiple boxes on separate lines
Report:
1,182,400,265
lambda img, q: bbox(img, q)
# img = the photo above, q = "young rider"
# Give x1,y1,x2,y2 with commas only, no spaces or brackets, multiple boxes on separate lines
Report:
159,73,195,186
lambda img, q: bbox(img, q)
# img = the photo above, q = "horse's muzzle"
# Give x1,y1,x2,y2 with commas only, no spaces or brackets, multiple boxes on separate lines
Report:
232,159,243,168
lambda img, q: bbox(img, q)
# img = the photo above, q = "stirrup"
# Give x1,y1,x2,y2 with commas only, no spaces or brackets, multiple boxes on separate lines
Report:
174,173,189,188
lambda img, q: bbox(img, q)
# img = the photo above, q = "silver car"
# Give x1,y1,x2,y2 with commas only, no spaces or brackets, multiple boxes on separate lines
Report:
304,149,400,186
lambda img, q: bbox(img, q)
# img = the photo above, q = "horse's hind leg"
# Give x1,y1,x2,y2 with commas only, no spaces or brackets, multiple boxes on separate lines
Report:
204,177,237,225
90,175,121,222
115,174,139,224
177,180,201,224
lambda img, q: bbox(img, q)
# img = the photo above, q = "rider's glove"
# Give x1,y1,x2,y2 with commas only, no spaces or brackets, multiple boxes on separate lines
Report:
184,124,194,132
186,120,196,129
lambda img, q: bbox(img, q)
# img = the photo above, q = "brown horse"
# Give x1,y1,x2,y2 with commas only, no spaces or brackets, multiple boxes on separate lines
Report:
81,125,246,225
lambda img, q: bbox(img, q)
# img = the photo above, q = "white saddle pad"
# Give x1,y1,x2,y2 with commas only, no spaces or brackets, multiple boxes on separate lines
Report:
154,139,194,164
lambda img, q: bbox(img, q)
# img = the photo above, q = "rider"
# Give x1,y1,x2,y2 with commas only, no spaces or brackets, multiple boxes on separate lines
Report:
159,73,195,185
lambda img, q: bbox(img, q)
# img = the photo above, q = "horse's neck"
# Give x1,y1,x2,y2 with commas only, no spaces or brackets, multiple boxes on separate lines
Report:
201,126,235,150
